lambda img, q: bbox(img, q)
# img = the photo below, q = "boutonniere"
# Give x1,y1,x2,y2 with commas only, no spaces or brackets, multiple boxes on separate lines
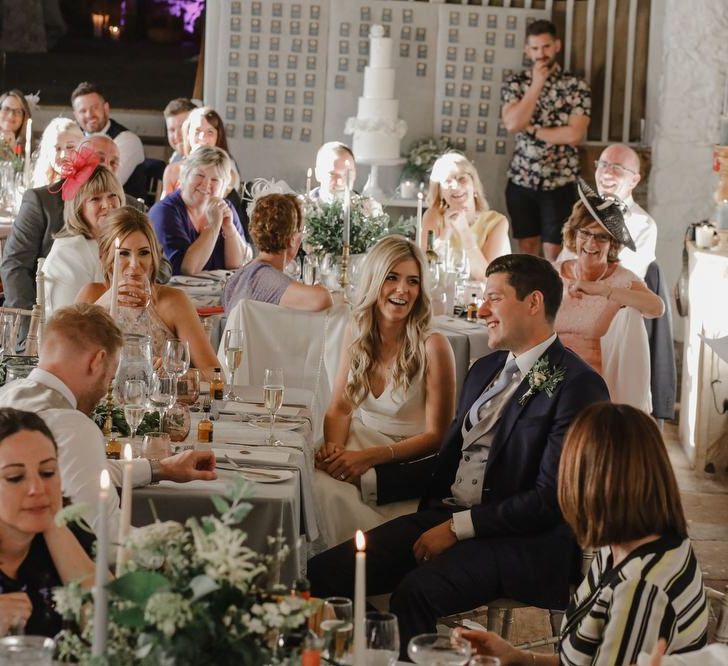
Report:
518,356,566,405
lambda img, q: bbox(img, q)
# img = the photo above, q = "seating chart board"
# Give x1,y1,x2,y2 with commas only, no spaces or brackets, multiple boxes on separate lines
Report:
205,0,549,206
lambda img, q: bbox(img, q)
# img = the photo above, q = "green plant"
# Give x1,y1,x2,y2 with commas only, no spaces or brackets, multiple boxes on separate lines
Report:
303,194,390,255
401,136,454,184
54,477,317,665
92,404,160,438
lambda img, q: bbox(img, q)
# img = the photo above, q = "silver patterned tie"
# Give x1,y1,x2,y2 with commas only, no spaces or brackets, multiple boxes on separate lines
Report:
466,358,520,427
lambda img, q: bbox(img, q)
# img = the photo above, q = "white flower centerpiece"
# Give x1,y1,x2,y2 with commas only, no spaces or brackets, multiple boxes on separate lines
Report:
53,478,316,665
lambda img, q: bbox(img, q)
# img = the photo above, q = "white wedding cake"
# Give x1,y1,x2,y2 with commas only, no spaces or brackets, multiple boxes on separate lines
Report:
345,24,407,161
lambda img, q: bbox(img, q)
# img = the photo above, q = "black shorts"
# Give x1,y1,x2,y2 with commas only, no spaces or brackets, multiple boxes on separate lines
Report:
505,181,577,245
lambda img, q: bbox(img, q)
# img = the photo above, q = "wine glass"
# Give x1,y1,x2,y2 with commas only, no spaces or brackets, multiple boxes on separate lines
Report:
263,368,284,446
302,254,319,286
223,329,244,400
123,379,147,453
162,338,190,403
365,612,400,666
319,597,353,665
176,368,200,406
407,633,471,666
149,371,176,428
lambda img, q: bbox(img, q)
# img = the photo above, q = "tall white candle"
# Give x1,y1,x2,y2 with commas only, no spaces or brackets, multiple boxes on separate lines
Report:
115,443,133,576
306,167,312,195
723,76,728,116
92,469,110,657
23,118,32,187
343,161,352,247
109,238,121,320
720,116,728,146
353,530,366,666
416,192,424,248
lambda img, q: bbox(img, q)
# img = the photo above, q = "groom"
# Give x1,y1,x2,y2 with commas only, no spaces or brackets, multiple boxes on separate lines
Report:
308,254,609,652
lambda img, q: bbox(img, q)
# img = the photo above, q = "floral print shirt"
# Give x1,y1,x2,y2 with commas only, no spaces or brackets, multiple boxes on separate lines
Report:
501,65,591,191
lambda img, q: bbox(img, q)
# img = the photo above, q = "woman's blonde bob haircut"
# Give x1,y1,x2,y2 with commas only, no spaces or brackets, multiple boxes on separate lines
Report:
58,166,124,239
345,235,432,407
562,201,622,263
180,145,232,195
97,207,162,285
426,152,490,231
558,402,687,549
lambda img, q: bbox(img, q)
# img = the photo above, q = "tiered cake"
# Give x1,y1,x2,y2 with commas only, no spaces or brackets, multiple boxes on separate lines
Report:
345,24,407,161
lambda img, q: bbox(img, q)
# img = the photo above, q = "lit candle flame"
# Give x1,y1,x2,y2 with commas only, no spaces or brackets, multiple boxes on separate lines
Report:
417,192,423,201
123,443,133,461
100,469,110,490
307,167,312,178
355,529,365,552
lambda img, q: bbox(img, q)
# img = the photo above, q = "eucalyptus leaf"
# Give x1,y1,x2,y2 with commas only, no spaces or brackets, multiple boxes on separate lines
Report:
211,494,229,515
108,570,170,605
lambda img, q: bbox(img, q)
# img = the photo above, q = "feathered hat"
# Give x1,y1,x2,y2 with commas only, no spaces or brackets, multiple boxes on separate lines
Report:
577,177,635,251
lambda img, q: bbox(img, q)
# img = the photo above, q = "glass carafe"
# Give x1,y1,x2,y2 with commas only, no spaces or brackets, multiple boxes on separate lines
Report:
113,334,153,403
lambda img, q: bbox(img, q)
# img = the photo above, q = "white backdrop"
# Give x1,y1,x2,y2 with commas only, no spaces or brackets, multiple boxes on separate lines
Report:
204,0,549,214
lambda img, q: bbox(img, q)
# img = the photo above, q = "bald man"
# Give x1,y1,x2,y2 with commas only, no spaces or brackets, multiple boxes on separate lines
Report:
594,143,657,278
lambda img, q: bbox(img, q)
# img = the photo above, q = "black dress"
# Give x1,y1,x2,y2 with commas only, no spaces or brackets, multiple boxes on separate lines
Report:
0,523,95,637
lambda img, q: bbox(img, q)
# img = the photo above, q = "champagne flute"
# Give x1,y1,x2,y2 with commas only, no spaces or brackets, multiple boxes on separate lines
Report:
162,338,190,404
223,329,244,401
149,371,176,430
123,379,147,452
263,368,284,446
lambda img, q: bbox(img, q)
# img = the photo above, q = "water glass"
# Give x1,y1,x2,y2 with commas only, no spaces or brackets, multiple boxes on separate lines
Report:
142,431,172,460
263,368,284,446
365,612,399,666
162,338,190,399
223,329,244,400
469,657,501,666
407,633,471,666
319,597,353,664
176,368,200,406
0,636,55,665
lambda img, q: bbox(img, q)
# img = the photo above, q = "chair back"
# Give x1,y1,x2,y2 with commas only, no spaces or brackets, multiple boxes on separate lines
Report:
708,585,728,644
0,305,42,356
219,299,350,439
600,306,652,412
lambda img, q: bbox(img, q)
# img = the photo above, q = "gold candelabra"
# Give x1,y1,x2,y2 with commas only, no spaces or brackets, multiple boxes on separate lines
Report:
339,243,351,300
103,381,121,459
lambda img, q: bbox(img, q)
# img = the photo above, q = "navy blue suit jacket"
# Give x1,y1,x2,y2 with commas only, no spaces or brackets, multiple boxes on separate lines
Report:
422,337,609,540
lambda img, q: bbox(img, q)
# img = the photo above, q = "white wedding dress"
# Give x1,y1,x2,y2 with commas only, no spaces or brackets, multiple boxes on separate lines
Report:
316,371,426,547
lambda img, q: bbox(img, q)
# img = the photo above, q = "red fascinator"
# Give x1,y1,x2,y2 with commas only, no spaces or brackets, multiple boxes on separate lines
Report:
51,147,102,201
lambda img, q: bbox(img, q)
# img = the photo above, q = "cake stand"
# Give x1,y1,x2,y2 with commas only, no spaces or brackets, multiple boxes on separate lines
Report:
359,157,406,202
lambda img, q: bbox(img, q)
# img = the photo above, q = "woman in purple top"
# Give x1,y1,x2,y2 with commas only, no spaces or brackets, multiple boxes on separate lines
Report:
223,193,332,313
149,146,251,275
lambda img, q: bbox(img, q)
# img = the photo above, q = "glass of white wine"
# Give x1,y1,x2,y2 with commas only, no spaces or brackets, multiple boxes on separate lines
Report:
263,367,284,446
162,338,190,404
224,329,244,401
123,379,147,454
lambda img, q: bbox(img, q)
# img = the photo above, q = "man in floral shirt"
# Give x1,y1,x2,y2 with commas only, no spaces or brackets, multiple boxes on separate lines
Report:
501,20,591,261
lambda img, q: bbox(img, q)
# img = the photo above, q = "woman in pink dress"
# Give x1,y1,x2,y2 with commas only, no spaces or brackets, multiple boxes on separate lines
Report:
554,180,663,402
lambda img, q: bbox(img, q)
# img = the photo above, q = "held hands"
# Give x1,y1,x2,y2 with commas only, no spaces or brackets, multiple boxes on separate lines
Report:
0,593,33,636
567,279,609,300
412,520,457,563
159,449,217,483
314,441,342,466
319,449,376,484
453,628,522,666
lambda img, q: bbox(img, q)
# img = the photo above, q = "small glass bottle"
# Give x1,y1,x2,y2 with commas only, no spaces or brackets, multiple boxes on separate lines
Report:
425,230,439,267
466,292,479,322
210,367,224,401
197,403,213,444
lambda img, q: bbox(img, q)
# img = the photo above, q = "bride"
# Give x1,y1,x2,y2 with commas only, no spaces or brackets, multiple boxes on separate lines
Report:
315,235,456,547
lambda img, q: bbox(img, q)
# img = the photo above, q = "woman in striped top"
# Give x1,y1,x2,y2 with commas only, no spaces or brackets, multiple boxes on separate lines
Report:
458,402,708,665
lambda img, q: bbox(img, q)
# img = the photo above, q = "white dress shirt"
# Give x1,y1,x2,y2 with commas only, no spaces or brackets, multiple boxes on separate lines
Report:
0,368,152,556
451,334,557,539
100,119,145,186
619,196,657,279
43,235,104,317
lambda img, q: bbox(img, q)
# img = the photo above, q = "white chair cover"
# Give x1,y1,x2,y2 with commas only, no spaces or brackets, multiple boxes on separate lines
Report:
600,306,652,412
218,300,350,441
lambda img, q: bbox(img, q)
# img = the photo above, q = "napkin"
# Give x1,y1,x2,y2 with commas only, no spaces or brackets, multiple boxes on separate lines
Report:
218,401,300,418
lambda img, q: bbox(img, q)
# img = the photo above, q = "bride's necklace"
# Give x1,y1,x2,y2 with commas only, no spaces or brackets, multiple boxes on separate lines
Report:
575,261,610,282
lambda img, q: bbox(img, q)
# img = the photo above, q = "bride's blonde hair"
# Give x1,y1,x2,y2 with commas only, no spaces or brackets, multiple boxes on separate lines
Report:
345,236,432,407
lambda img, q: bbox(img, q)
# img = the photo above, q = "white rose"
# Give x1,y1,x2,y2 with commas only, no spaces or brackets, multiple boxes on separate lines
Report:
532,371,547,387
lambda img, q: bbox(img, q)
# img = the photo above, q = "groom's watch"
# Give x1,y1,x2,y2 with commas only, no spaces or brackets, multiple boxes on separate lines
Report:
149,459,162,484
449,517,458,539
